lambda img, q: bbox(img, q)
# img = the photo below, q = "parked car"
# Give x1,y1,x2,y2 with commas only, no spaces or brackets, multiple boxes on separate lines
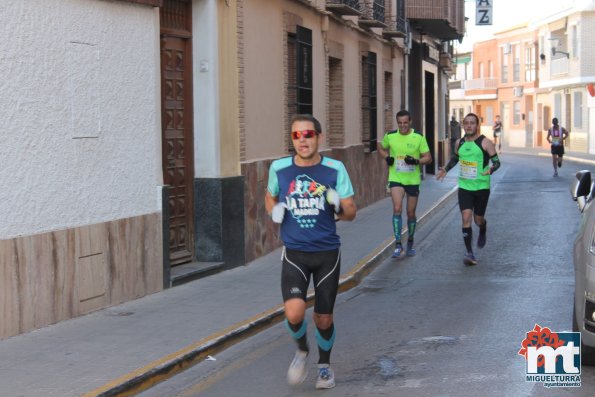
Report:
571,170,595,365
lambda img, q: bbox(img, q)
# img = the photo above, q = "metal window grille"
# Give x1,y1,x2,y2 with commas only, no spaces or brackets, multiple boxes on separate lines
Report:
362,51,377,152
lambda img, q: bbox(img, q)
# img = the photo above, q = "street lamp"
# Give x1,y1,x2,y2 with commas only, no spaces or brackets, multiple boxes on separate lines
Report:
548,38,569,58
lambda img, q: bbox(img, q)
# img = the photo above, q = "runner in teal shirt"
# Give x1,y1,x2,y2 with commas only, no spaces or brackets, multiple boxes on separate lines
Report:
265,114,357,390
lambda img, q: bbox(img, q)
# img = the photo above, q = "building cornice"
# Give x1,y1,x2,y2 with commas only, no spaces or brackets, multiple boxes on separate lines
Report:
540,76,595,89
465,94,498,100
117,0,162,6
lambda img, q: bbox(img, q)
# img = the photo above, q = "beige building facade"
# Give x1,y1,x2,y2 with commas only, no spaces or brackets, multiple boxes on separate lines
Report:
241,0,464,260
241,0,409,261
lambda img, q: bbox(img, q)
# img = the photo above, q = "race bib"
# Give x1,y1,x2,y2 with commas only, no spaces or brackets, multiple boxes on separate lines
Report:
395,156,416,172
459,160,478,179
552,137,561,145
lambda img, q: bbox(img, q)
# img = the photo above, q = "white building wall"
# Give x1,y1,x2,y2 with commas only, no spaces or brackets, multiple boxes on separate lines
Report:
0,0,161,239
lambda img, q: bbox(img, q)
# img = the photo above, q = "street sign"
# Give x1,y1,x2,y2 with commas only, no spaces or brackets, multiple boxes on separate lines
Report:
476,0,493,25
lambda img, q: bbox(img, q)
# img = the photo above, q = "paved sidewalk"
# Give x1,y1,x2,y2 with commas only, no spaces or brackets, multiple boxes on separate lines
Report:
1,173,460,397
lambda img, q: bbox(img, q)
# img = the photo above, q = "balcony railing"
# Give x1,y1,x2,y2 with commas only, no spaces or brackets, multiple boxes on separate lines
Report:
406,0,465,41
550,57,569,76
439,52,453,72
383,15,407,38
448,80,462,90
462,78,498,90
359,0,386,28
326,0,361,16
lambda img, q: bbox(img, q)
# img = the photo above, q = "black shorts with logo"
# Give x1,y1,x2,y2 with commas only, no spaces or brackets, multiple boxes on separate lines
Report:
551,145,565,156
281,247,340,314
458,188,490,217
389,181,420,197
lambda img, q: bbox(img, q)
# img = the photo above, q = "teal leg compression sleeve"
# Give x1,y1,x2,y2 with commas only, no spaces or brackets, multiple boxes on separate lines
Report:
392,214,402,244
285,319,308,352
315,324,336,364
407,217,417,241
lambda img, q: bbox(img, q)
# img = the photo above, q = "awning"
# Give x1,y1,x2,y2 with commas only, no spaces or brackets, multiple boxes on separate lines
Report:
548,17,567,32
455,55,471,64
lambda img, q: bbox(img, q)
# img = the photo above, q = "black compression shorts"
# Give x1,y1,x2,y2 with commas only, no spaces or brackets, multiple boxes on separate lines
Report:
388,181,420,197
458,188,490,217
281,247,341,314
551,145,564,156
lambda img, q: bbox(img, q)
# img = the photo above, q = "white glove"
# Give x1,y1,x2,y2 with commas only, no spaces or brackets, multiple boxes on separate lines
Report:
326,188,341,214
271,202,287,223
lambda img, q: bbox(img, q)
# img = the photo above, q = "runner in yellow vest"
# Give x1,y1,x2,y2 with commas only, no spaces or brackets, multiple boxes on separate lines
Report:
378,110,432,258
436,113,500,266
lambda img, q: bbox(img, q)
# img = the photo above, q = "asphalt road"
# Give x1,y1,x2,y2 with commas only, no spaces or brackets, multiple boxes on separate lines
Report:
139,153,595,397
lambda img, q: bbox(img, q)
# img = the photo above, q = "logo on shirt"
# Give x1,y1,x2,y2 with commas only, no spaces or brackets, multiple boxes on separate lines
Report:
285,175,329,228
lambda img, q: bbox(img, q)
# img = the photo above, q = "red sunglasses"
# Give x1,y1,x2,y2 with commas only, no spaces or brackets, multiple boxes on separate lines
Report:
291,130,318,140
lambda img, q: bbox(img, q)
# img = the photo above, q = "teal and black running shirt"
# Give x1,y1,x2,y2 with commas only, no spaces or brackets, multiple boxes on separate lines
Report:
267,156,354,252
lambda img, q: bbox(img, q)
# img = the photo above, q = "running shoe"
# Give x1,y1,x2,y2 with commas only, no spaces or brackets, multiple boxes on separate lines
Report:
315,364,336,389
477,231,486,249
463,252,477,266
287,350,308,385
554,171,558,177
406,241,416,257
392,245,403,258
558,161,562,167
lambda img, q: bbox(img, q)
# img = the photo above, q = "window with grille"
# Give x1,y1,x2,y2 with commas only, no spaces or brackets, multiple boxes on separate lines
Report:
574,91,583,128
287,25,313,152
361,51,377,152
513,101,521,125
513,45,520,82
501,47,508,83
554,93,562,121
287,27,313,115
524,45,535,82
329,57,345,147
572,25,579,58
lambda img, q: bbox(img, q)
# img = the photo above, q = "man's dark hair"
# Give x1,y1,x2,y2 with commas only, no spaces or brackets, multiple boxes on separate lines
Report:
396,109,411,120
464,112,480,125
290,114,322,134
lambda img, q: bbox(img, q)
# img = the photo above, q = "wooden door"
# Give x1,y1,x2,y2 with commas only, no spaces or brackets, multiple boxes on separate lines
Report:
160,0,194,265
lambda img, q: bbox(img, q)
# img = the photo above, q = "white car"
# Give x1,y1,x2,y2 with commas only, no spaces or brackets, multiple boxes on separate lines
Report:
571,170,595,365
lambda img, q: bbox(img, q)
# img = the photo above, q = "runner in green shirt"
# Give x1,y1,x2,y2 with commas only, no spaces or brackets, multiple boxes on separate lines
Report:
378,110,432,258
436,112,500,266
